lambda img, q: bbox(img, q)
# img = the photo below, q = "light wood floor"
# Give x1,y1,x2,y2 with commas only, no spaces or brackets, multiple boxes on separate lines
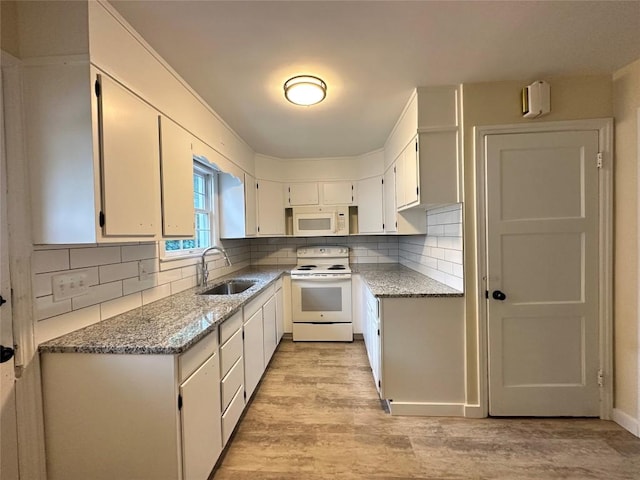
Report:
213,340,640,480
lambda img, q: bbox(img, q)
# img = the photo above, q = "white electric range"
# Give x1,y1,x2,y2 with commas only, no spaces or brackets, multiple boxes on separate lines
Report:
290,246,353,342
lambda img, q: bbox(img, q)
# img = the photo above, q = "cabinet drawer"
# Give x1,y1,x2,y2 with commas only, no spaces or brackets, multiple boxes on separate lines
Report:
222,385,244,446
221,357,244,413
219,310,242,345
220,328,243,378
244,286,275,320
179,330,218,383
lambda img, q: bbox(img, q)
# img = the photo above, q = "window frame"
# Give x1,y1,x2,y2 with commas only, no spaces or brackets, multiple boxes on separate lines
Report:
161,160,219,261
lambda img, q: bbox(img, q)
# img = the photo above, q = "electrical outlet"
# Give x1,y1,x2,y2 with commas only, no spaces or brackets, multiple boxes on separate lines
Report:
52,271,90,302
138,260,150,281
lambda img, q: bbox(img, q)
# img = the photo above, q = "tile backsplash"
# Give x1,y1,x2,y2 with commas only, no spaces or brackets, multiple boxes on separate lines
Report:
249,235,399,265
33,239,250,344
398,203,464,292
33,207,463,344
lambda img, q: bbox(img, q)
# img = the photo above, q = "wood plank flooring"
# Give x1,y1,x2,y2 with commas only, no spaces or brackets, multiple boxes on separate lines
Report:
213,340,640,480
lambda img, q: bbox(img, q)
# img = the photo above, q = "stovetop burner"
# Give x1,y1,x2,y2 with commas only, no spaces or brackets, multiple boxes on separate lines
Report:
297,265,316,270
328,265,346,270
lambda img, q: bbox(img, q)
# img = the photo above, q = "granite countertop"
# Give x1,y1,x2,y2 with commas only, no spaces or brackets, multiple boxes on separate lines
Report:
38,266,292,355
353,263,463,298
39,262,460,356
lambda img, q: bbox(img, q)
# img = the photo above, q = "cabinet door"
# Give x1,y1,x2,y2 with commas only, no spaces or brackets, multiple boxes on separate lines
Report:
401,138,420,208
287,182,319,206
244,173,257,236
243,309,264,399
275,287,284,342
383,164,398,233
257,179,285,235
97,74,159,237
263,296,277,365
357,176,384,234
180,353,222,480
159,116,195,237
321,181,354,205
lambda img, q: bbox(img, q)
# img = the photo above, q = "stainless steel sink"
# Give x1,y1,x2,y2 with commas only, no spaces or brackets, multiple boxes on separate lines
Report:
198,280,256,295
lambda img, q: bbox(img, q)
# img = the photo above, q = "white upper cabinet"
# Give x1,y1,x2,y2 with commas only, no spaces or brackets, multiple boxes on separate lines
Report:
384,86,462,211
321,181,355,205
357,177,384,234
23,63,162,244
257,180,285,236
219,172,257,239
159,116,195,238
287,182,319,206
383,164,397,233
98,73,161,237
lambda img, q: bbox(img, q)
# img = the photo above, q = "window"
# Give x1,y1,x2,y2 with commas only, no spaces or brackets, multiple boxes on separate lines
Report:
163,162,217,258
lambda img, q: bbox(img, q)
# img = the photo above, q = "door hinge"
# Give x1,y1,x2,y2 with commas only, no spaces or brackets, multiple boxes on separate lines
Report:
94,77,101,97
243,390,247,401
485,290,489,299
395,221,397,228
381,178,384,185
597,369,604,387
99,211,105,228
393,166,396,174
416,187,419,196
415,141,418,152
256,182,259,189
257,226,260,233
178,394,183,411
596,152,603,169
242,330,245,340
382,223,385,230
377,329,380,336
378,380,381,388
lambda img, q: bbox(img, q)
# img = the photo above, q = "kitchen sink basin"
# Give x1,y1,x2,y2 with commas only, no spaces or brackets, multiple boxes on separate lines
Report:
199,280,256,295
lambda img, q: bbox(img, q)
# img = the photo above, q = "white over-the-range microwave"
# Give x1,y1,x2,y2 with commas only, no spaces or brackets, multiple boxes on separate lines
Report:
292,206,349,236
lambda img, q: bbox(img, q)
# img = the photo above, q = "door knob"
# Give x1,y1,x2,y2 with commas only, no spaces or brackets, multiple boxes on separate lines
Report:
492,290,507,301
0,345,14,363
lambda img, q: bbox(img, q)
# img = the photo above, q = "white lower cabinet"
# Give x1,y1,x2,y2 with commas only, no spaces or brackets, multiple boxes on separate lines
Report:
263,296,277,365
243,306,265,400
40,331,221,480
362,286,382,394
180,353,222,480
275,279,284,342
218,311,244,446
361,283,465,416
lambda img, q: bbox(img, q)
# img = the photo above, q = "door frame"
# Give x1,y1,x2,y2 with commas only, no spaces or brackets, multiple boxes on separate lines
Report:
474,118,613,419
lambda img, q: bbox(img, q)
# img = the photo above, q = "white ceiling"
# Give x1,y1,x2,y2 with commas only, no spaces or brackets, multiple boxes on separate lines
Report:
109,0,640,159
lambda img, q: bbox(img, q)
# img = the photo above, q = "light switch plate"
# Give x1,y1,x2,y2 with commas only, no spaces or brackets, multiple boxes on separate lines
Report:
52,271,90,302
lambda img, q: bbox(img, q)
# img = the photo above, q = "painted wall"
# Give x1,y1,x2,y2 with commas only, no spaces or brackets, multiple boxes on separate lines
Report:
255,149,385,182
612,58,640,427
461,75,614,405
0,1,20,57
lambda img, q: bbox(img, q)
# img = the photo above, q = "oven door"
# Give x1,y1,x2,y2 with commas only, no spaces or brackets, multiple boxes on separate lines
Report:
291,276,352,323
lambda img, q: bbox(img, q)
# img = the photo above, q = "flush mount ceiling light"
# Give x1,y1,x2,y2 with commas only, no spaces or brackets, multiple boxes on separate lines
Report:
283,75,327,106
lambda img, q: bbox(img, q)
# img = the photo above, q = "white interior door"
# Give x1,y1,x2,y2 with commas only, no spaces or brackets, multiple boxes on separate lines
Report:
0,66,19,479
486,130,600,416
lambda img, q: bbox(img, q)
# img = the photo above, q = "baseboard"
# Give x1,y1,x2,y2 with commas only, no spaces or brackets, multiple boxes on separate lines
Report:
613,408,639,437
464,404,486,418
388,401,465,417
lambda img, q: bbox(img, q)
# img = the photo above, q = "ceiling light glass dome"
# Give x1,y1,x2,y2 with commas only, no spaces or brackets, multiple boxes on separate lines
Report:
284,75,327,106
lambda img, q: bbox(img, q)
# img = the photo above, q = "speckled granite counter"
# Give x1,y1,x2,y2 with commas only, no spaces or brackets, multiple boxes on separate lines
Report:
353,263,463,298
38,266,292,355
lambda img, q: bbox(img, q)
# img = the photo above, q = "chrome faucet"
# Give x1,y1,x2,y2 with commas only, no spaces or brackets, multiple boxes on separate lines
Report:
199,246,231,287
